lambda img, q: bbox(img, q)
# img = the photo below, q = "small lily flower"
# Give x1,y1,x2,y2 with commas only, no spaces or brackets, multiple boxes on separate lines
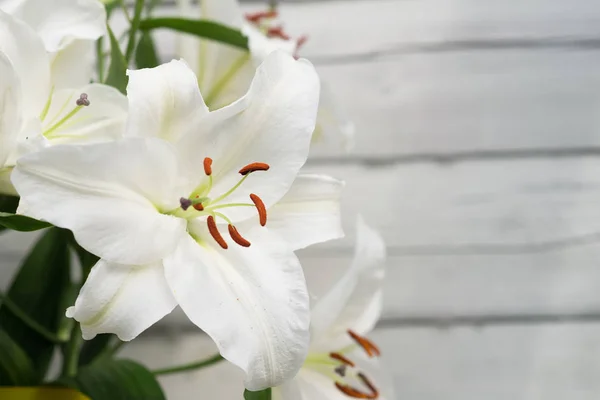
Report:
0,8,127,194
0,0,107,88
273,216,394,400
175,0,354,150
13,52,344,390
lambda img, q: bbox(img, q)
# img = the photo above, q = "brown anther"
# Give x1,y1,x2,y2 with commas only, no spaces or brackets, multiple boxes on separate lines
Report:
207,215,228,249
267,26,290,40
245,10,278,23
334,382,378,399
228,225,251,247
330,352,355,367
358,373,380,399
334,365,347,377
239,162,270,175
203,157,213,176
348,330,381,358
193,203,204,211
294,35,308,59
249,193,267,226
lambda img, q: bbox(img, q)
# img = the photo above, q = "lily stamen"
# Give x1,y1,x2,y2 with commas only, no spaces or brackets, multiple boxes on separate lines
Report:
245,10,278,23
334,381,378,399
348,330,381,358
207,215,228,249
239,162,270,175
228,225,251,247
330,352,355,367
203,157,213,176
267,26,290,40
250,193,267,226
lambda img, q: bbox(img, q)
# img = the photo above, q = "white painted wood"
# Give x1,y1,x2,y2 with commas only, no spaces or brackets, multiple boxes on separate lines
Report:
121,324,600,399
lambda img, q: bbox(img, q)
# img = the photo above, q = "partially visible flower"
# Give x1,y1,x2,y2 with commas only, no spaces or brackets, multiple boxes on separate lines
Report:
175,0,354,150
0,0,106,88
273,216,393,400
0,7,127,195
13,52,344,390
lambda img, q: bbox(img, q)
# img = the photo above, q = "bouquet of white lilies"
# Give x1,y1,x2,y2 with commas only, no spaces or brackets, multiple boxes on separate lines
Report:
0,0,391,399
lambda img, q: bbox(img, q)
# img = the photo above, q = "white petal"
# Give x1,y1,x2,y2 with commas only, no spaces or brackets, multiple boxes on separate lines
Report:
243,22,297,65
200,0,243,28
5,0,106,52
290,369,348,400
50,39,94,89
0,9,50,116
272,378,303,400
163,227,310,391
314,82,355,152
12,138,189,265
0,167,16,195
67,259,177,341
0,52,21,168
268,174,344,251
310,216,386,347
42,83,128,144
176,51,320,222
126,60,209,143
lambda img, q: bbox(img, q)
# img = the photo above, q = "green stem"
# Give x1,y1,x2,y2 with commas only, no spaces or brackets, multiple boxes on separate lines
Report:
204,54,249,107
61,324,83,378
125,0,145,63
106,339,127,357
96,37,105,82
152,353,224,376
0,292,67,344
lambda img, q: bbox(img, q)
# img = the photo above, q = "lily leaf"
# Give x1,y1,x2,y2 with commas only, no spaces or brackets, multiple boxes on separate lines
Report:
139,18,249,50
105,25,128,94
0,212,51,231
135,31,160,68
75,359,166,400
0,228,71,380
244,388,272,400
0,330,36,386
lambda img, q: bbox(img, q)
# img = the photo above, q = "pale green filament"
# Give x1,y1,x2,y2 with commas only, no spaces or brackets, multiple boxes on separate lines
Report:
203,54,250,108
43,106,84,138
39,86,55,122
206,174,249,207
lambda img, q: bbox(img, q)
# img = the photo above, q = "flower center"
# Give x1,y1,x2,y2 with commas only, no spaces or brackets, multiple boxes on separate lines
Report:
40,91,90,139
305,330,382,399
244,9,308,59
175,157,270,250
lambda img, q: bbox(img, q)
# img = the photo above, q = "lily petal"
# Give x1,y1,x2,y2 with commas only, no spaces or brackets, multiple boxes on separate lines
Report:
50,39,94,89
41,83,128,144
314,82,355,152
12,138,189,265
67,259,177,341
268,174,344,251
0,51,21,169
0,9,50,117
126,60,209,143
3,0,106,52
272,378,303,400
311,215,386,348
177,51,320,222
243,22,297,66
163,227,310,390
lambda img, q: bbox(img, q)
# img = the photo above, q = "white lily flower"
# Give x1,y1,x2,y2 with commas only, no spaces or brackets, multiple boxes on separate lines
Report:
0,0,106,88
12,52,344,390
175,0,354,150
272,216,394,400
0,7,127,195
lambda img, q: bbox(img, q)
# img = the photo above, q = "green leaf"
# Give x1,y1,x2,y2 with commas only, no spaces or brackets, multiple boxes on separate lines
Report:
139,18,249,50
0,212,51,231
0,195,18,213
78,334,115,367
125,0,145,62
0,228,72,380
75,359,166,400
135,31,160,68
105,25,129,94
244,388,272,400
0,330,36,386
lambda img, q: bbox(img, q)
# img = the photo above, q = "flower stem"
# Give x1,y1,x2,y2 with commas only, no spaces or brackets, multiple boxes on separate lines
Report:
0,291,67,344
61,324,83,378
125,0,145,63
152,353,224,376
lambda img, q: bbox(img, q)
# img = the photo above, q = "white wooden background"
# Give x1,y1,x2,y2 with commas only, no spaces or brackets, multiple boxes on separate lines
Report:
3,0,600,398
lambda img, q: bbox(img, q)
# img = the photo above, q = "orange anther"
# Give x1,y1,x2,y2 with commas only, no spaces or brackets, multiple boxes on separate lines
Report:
348,330,381,358
239,162,270,175
193,203,204,211
228,225,251,247
334,382,378,399
245,10,278,23
249,193,267,226
203,157,213,176
267,26,290,40
207,215,228,249
330,352,355,367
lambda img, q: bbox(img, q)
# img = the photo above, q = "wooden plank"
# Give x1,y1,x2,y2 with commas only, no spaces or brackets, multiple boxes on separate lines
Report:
121,324,600,399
